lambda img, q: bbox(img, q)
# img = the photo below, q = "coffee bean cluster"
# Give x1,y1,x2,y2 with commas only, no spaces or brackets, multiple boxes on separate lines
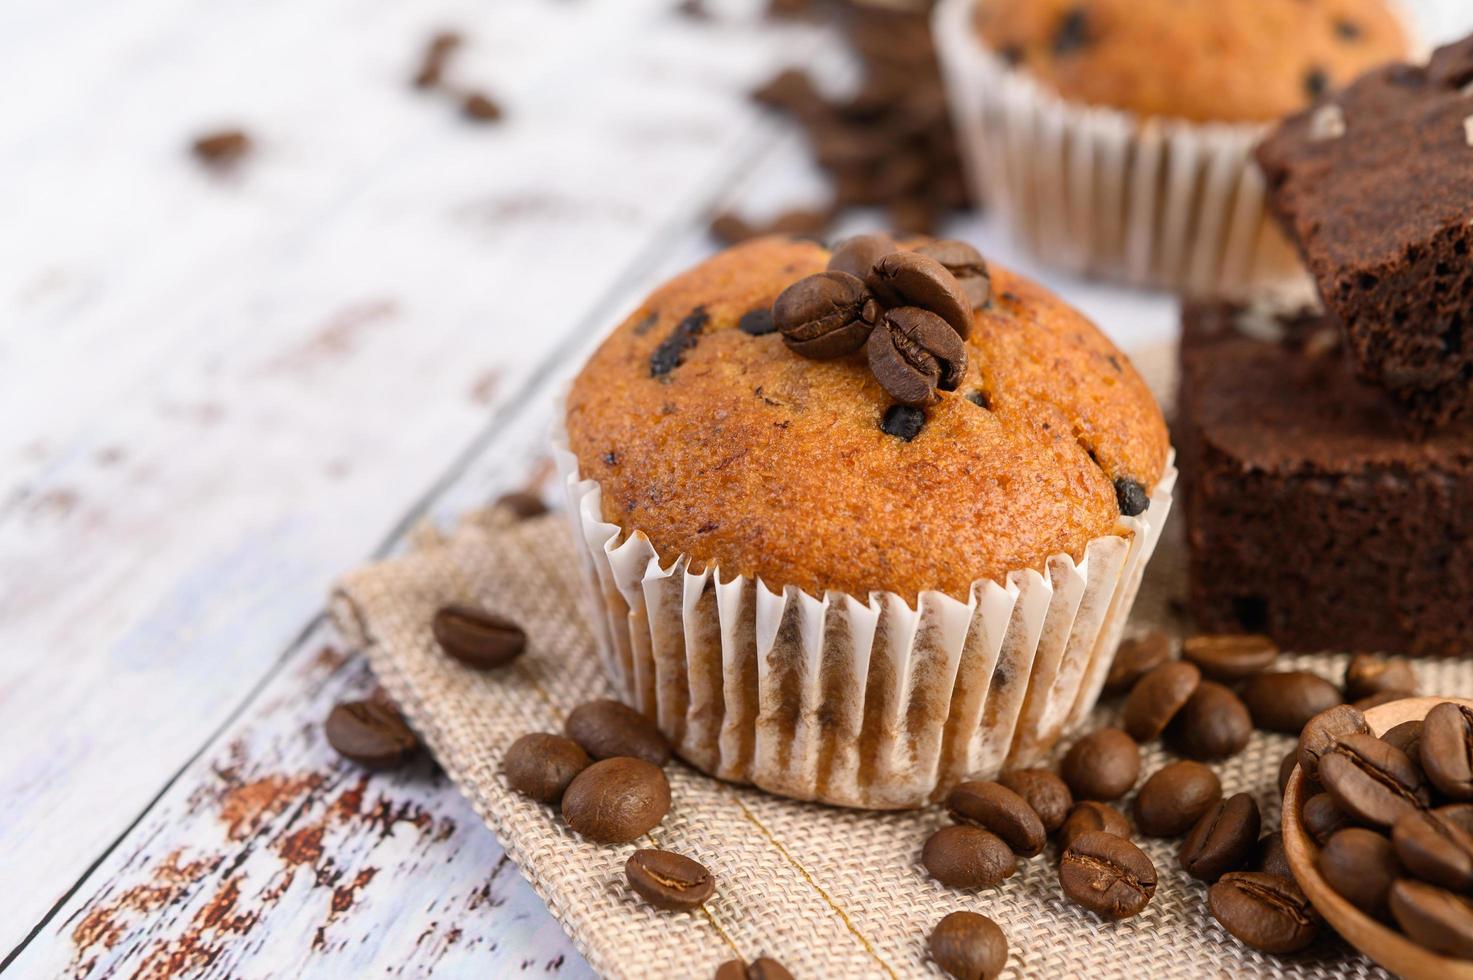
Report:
1299,699,1473,958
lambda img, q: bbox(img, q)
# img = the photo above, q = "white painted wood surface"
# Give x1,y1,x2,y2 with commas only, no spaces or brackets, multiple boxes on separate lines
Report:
3,0,1471,976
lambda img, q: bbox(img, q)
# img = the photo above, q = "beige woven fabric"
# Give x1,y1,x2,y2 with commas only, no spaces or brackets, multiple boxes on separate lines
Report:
331,501,1473,980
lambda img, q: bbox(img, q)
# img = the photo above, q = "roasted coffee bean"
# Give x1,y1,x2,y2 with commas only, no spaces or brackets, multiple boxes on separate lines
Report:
412,30,462,89
1114,478,1149,517
928,910,1008,980
866,307,967,406
1355,689,1415,711
1321,732,1430,827
461,91,504,122
325,700,418,769
946,781,1047,856
1344,654,1419,701
626,849,716,911
714,958,795,980
1170,681,1252,761
1180,793,1261,882
710,213,756,245
1298,704,1371,783
772,271,879,358
866,251,973,339
432,604,527,669
561,757,671,843
1391,879,1473,958
1279,748,1301,797
1181,634,1278,681
1133,761,1221,838
1061,728,1140,802
1122,661,1200,742
1421,702,1473,801
192,129,252,169
827,233,897,280
493,491,549,520
738,308,777,336
914,240,990,310
1393,805,1473,891
1383,719,1423,757
1102,631,1171,696
564,699,672,766
1059,831,1157,920
1209,872,1321,954
1302,792,1352,845
998,768,1073,833
1058,801,1131,851
502,733,590,803
1241,671,1344,734
1320,828,1399,919
1256,832,1292,880
922,825,1018,890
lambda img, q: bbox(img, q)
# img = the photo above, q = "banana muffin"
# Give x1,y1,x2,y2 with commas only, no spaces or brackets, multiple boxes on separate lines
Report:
559,235,1173,808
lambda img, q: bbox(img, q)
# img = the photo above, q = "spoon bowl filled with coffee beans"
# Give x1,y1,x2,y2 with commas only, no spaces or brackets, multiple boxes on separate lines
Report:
1283,696,1473,980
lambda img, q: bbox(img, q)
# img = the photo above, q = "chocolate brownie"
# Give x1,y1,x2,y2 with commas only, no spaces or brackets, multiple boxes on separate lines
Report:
1178,300,1473,657
1255,36,1473,428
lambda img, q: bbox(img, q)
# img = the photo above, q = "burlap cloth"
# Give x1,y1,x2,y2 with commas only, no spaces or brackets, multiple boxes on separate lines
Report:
330,346,1473,979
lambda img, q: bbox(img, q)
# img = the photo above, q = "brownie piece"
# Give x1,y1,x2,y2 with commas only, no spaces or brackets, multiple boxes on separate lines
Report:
1179,300,1473,657
1255,35,1473,428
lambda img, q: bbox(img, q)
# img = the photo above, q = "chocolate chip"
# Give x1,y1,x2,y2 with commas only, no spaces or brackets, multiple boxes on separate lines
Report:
1334,18,1362,41
1304,67,1330,100
462,91,504,122
625,849,715,911
1052,8,1091,56
880,403,926,441
325,700,418,769
650,306,709,376
432,604,527,669
867,307,967,406
192,129,252,170
1115,478,1150,516
827,233,897,279
773,271,879,358
565,699,672,765
738,308,777,336
915,239,991,310
965,390,990,409
632,311,659,336
866,251,973,339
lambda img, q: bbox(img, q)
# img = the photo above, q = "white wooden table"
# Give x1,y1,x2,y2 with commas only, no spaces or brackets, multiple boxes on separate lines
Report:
3,1,1468,976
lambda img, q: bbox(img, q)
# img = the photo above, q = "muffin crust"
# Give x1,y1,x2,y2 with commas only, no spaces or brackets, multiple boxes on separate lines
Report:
565,237,1168,602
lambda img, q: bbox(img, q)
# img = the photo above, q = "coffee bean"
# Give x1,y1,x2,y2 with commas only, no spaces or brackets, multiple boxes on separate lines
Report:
461,91,504,123
650,306,710,376
564,699,672,766
1393,805,1473,891
1170,681,1252,761
751,68,821,115
946,781,1047,856
881,403,926,441
1102,631,1171,696
1180,793,1261,882
866,251,973,339
625,849,715,911
914,240,990,310
1122,661,1200,742
1061,728,1140,801
922,825,1018,890
773,271,879,358
1421,702,1473,801
738,308,777,336
928,910,1008,980
714,962,746,980
1383,719,1423,757
1059,831,1157,920
1256,832,1292,880
1241,671,1344,734
1391,879,1473,958
1302,791,1353,845
998,768,1073,833
561,757,671,843
867,306,967,406
1279,747,1301,797
1322,732,1430,827
493,491,549,520
1114,478,1149,517
412,30,462,90
502,733,590,803
1058,801,1131,851
325,700,418,769
1320,828,1399,919
714,958,795,980
1133,760,1221,838
1344,654,1419,701
1209,872,1321,954
192,129,252,169
1355,689,1415,711
827,233,897,280
1181,634,1278,681
432,604,527,670
1298,704,1371,783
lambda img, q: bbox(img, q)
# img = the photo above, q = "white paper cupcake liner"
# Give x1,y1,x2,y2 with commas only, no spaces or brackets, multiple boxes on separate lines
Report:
932,0,1306,297
553,420,1176,810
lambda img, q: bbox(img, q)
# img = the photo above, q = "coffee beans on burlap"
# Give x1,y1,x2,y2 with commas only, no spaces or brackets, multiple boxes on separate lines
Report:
1134,761,1221,838
564,699,672,765
1179,793,1260,882
1181,634,1278,681
1421,701,1473,800
561,757,671,843
1059,831,1157,920
1257,832,1292,880
625,849,716,911
928,910,1008,980
325,700,418,769
1319,828,1399,919
1319,732,1429,827
945,781,1047,856
1122,661,1200,742
502,732,590,804
1209,872,1321,954
1103,631,1171,695
1391,879,1473,959
1241,671,1344,734
1060,728,1139,801
1170,681,1252,761
997,768,1072,833
1344,654,1419,702
1298,704,1371,783
432,604,526,669
1058,801,1131,851
714,957,795,980
922,825,1017,890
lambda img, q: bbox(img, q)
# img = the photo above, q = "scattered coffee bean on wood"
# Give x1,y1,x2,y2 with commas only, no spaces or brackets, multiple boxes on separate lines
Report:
432,604,526,669
1058,801,1131,851
997,768,1073,833
502,732,589,804
1122,661,1200,742
493,491,548,520
1256,832,1292,880
564,699,671,766
325,700,418,770
1297,703,1370,783
1061,728,1139,802
1102,630,1171,696
921,825,1017,890
928,910,1008,980
1181,634,1278,681
1391,879,1473,958
1344,654,1419,701
561,757,671,843
625,849,715,911
1209,872,1321,954
1169,681,1252,761
1059,831,1157,920
1179,793,1261,883
192,129,253,170
1421,701,1473,801
1133,760,1221,838
1319,732,1430,828
945,781,1046,857
1241,671,1344,734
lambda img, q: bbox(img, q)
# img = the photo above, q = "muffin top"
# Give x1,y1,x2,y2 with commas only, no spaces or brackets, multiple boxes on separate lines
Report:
974,0,1411,124
565,236,1168,603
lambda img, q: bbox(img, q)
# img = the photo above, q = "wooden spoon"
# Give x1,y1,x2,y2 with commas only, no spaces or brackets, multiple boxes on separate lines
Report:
1283,695,1473,979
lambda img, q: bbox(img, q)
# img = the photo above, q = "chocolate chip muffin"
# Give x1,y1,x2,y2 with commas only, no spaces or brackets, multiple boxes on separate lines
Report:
974,0,1411,123
559,235,1174,809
